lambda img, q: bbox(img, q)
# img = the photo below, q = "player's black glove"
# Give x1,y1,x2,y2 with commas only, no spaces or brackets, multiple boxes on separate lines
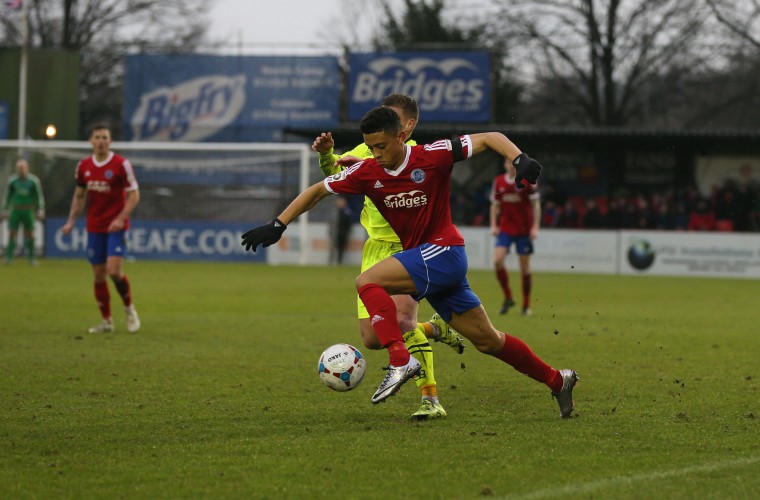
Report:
513,153,542,189
241,218,287,252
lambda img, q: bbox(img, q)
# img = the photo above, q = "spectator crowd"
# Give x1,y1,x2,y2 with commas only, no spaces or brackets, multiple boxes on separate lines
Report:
459,178,760,232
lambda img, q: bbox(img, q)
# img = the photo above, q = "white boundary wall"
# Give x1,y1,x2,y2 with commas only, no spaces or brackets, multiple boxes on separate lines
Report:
268,224,760,279
617,230,760,278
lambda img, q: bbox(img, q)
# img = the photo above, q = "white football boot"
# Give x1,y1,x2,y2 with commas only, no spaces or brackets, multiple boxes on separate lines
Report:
88,318,115,333
126,304,141,333
371,356,421,404
552,369,579,418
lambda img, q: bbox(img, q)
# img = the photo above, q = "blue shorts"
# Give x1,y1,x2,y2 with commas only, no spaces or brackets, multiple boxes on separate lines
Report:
87,231,127,265
392,244,481,322
495,233,533,255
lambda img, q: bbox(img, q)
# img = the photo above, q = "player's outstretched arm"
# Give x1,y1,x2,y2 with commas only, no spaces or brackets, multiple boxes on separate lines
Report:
470,132,522,161
470,132,542,187
277,182,331,225
241,182,332,252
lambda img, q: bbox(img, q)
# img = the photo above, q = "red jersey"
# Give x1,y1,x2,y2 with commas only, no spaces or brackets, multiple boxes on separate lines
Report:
491,173,539,235
324,137,473,249
75,152,139,232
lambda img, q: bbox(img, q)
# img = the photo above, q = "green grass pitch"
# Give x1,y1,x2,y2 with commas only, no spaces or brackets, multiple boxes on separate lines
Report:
1,259,758,499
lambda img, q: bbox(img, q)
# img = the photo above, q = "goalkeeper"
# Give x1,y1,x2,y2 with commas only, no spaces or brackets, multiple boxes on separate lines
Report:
312,94,464,421
2,159,45,265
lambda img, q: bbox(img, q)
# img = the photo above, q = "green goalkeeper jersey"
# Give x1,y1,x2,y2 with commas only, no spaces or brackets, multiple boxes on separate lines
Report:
3,174,45,211
319,140,416,242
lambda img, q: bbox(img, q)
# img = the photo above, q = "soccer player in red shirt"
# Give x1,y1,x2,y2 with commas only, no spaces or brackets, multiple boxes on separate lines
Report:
312,94,464,421
62,124,141,334
242,107,578,418
490,158,541,316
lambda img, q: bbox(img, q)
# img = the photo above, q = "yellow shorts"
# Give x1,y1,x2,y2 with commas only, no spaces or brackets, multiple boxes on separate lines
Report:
356,238,403,319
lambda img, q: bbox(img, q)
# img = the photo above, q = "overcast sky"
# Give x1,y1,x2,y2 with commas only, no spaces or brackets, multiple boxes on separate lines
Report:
209,0,336,49
208,0,392,54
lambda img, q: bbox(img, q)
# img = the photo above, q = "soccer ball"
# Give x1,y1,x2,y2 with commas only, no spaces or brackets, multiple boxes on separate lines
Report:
318,343,366,392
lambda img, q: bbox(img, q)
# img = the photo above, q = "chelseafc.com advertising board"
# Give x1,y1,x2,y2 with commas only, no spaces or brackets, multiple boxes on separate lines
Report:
45,218,265,263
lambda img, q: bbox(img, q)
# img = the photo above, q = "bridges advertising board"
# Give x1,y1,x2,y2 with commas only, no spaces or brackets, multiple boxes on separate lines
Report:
348,52,490,123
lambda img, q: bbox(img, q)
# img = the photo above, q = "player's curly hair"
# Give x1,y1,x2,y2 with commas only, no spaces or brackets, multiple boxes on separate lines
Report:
381,94,419,121
359,107,402,136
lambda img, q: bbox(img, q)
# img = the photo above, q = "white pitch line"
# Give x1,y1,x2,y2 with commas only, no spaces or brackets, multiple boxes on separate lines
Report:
508,455,760,499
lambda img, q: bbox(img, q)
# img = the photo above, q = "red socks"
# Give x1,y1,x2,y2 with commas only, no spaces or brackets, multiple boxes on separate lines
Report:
95,275,134,319
497,268,531,308
94,282,111,319
386,341,410,367
521,273,532,309
494,334,563,392
114,275,132,307
496,267,512,299
357,283,409,366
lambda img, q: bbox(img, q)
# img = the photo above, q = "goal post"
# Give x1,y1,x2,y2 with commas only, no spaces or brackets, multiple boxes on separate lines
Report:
0,139,318,264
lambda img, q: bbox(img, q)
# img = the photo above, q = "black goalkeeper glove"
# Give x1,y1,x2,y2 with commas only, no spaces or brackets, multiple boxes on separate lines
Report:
241,218,287,252
513,153,542,189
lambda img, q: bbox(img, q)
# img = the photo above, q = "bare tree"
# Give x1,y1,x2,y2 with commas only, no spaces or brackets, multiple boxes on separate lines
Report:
1,0,212,137
484,0,718,127
670,0,760,129
706,0,760,49
370,0,472,50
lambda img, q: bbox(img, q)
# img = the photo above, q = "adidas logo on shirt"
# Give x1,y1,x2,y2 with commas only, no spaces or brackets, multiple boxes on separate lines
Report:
374,180,384,188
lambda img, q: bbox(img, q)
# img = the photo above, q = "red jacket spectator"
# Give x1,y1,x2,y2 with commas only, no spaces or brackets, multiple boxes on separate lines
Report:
687,198,717,231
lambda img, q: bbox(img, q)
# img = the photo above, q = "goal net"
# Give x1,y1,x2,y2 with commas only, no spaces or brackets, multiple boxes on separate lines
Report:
0,140,324,264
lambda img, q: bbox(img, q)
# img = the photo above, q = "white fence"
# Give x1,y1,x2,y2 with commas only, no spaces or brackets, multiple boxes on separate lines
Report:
269,223,760,279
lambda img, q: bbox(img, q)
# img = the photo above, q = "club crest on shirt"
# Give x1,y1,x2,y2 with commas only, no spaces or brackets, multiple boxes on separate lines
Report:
105,170,114,180
410,168,426,183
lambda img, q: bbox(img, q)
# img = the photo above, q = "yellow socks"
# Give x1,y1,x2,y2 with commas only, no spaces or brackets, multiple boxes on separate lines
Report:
403,324,436,389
